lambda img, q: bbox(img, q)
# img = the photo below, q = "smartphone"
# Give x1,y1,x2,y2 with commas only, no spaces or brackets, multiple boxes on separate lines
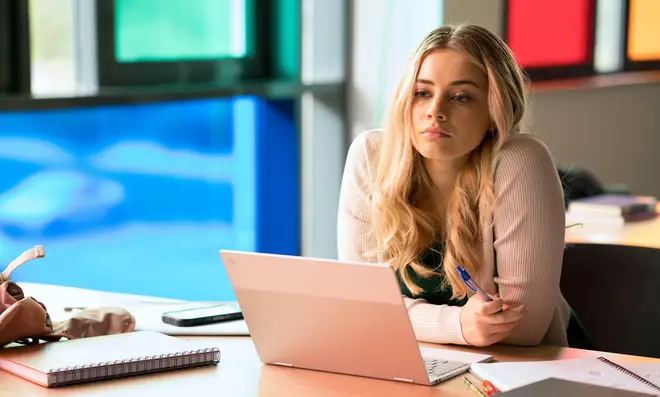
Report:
161,303,243,327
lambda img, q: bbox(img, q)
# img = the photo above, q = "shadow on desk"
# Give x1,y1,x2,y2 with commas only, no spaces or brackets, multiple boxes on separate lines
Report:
561,243,660,359
257,365,439,397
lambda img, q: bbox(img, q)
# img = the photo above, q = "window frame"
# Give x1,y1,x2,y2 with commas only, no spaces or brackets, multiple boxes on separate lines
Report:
0,0,31,94
621,0,660,72
502,0,598,82
94,0,272,88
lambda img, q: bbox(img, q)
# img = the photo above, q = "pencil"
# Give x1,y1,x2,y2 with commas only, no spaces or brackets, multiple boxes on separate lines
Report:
464,376,487,397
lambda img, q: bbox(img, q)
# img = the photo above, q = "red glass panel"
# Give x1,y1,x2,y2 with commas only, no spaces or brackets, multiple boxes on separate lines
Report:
506,0,593,68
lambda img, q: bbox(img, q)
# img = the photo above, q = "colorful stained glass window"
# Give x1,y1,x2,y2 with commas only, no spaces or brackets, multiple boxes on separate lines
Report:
627,0,660,61
506,0,593,68
115,0,250,62
0,97,299,301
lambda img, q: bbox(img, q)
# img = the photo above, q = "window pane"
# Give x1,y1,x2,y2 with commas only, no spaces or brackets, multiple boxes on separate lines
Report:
506,0,593,68
29,0,76,96
115,0,250,62
273,0,301,80
627,0,660,61
371,0,443,127
0,97,299,301
594,0,624,73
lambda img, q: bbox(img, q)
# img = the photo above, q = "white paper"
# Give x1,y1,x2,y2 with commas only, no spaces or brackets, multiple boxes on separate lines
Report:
21,282,250,336
470,358,660,395
418,346,493,364
130,303,249,335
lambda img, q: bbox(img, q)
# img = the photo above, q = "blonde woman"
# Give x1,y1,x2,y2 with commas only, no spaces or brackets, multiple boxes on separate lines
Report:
338,24,592,348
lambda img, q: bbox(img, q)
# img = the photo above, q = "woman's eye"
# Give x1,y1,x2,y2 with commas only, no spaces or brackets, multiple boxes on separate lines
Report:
451,93,470,102
414,90,431,98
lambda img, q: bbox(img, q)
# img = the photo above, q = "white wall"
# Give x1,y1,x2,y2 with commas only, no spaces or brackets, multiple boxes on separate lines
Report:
349,0,443,137
300,0,347,259
348,0,660,196
530,83,660,196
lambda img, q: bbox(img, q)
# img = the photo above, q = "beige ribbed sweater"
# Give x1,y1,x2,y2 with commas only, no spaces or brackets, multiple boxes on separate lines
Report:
337,129,571,347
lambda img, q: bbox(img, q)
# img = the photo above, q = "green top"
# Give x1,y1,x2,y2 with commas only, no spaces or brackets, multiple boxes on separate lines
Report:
395,241,467,306
395,243,594,350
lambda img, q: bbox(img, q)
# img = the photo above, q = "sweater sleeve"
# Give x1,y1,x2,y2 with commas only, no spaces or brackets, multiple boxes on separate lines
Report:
492,136,566,346
337,131,468,345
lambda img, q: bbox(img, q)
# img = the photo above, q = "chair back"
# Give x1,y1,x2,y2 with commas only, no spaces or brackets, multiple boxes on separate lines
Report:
561,243,660,358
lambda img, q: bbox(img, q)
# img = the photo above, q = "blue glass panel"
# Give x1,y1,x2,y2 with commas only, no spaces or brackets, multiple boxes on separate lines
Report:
0,97,299,301
255,99,300,256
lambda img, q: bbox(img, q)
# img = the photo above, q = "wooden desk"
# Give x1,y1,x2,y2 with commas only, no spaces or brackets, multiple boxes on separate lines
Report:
565,204,660,249
2,336,659,397
2,285,659,397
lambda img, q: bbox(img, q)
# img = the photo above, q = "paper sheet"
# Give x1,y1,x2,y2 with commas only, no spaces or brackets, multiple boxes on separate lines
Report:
21,282,251,336
418,346,493,364
470,358,660,396
130,302,250,335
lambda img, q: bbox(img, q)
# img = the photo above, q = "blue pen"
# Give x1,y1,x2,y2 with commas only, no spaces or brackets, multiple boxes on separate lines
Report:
456,265,494,302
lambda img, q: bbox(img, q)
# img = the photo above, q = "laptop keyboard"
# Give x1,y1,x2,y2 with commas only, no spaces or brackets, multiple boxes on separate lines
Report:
423,357,469,378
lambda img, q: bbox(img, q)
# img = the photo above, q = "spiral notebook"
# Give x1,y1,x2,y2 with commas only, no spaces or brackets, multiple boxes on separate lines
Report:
470,357,660,396
0,331,221,388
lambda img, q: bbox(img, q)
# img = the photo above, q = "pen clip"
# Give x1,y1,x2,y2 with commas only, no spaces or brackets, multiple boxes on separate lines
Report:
456,265,494,303
456,265,470,281
456,266,478,294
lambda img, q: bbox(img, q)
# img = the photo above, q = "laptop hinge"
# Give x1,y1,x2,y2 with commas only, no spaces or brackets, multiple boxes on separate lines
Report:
393,377,414,383
273,362,293,367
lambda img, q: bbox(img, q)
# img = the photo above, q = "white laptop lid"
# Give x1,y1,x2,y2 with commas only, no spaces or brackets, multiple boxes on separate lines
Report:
219,250,432,383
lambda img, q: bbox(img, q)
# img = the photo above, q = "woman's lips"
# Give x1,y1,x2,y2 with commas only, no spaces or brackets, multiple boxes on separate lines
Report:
421,126,451,139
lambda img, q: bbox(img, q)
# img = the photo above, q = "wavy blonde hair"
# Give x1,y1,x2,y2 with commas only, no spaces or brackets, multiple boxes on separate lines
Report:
371,24,530,299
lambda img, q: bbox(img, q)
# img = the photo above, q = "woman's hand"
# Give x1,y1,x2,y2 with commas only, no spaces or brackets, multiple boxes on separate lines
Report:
459,294,525,347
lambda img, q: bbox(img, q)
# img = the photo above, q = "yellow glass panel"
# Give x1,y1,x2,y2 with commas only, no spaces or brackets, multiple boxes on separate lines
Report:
628,0,660,61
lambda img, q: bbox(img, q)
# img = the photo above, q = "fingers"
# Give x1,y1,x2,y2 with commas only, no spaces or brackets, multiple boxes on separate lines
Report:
487,320,519,335
476,320,521,346
462,295,528,346
477,298,506,315
468,329,514,347
486,305,525,325
479,304,525,325
476,297,520,315
485,332,511,345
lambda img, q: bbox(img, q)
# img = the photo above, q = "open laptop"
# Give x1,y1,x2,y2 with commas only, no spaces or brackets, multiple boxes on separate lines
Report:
219,250,493,386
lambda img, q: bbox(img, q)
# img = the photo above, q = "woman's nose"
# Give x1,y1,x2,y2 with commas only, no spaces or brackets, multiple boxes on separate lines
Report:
426,99,447,121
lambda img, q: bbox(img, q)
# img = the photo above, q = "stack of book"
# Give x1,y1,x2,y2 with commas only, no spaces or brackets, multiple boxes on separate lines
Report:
566,194,658,227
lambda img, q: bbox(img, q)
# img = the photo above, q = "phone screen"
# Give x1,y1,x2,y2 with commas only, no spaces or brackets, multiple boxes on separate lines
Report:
167,304,241,320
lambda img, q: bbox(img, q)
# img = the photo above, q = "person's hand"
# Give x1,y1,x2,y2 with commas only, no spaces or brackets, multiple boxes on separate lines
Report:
459,294,525,347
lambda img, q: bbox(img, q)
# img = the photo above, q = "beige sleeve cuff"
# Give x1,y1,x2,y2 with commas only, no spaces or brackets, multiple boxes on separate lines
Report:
404,297,468,345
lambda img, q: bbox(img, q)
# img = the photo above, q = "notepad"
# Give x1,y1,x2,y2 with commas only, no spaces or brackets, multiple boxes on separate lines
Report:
470,357,660,396
0,331,220,388
496,378,656,397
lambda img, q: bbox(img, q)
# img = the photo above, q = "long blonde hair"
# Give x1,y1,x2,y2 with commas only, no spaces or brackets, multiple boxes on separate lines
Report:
371,24,529,299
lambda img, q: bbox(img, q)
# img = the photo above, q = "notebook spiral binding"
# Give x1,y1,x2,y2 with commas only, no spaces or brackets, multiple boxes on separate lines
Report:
46,347,221,387
597,357,660,392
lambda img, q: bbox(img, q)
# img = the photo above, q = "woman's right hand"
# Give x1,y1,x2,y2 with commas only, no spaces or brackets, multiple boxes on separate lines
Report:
459,293,525,347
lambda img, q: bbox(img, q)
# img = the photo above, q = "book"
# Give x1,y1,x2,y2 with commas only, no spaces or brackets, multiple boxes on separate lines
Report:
497,378,656,397
567,194,657,221
470,357,660,396
0,330,220,388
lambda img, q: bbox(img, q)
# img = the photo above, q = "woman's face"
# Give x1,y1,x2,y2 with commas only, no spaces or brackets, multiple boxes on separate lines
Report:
410,48,491,163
